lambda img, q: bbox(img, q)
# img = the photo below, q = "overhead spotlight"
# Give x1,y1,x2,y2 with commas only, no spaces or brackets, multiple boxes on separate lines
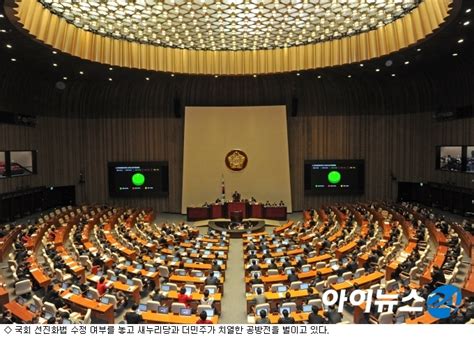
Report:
253,74,257,78
296,73,300,76
375,68,380,72
53,63,58,67
347,75,352,78
385,60,393,67
109,67,113,71
52,50,57,54
458,38,464,43
452,53,459,56
0,14,4,18
416,48,422,52
391,73,396,77
404,61,410,65
108,77,113,81
466,9,472,14
0,29,6,33
463,21,470,26
317,75,322,79
171,74,175,77
63,76,68,80
6,44,12,48
359,63,364,67
214,75,218,78
79,71,84,75
145,77,150,81
11,58,16,62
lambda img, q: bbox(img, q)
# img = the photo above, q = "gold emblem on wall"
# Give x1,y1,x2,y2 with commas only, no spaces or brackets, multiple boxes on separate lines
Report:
225,150,248,171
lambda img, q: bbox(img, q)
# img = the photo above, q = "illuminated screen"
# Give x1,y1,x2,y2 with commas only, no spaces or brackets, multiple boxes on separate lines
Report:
438,146,462,172
108,162,169,197
467,146,474,173
304,160,364,194
0,152,5,178
10,151,36,177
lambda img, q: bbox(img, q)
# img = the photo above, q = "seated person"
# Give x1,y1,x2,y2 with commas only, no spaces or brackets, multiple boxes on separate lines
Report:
256,309,271,324
250,273,263,285
254,288,266,305
124,305,142,324
278,309,295,324
308,306,327,324
325,305,342,324
196,311,213,324
177,287,193,307
288,270,299,283
204,272,219,286
96,277,108,296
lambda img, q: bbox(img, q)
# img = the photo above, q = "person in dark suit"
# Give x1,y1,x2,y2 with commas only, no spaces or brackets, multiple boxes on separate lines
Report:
278,309,295,324
232,191,241,202
308,306,327,324
205,272,219,286
325,305,343,324
124,305,142,324
247,260,260,272
250,273,263,285
288,270,299,283
268,259,278,270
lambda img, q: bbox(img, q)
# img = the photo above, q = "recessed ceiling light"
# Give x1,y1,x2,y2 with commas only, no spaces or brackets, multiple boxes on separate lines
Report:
466,9,472,14
0,14,4,18
458,38,464,43
404,61,410,65
359,63,364,67
52,50,57,54
79,71,84,75
53,63,58,67
63,76,68,80
347,75,352,78
6,44,12,48
11,58,16,62
108,78,113,81
214,75,218,78
452,53,459,56
109,67,113,71
253,74,257,78
464,21,470,26
416,48,422,52
171,74,175,77
0,29,6,33
391,73,396,77
296,73,300,76
145,77,150,81
375,68,380,72
317,75,322,79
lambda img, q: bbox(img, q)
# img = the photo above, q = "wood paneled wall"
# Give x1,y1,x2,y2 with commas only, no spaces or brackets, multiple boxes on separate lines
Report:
0,61,473,213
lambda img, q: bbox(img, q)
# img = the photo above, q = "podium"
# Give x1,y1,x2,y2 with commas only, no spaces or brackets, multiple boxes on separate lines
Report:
210,204,224,219
227,202,247,219
250,204,264,218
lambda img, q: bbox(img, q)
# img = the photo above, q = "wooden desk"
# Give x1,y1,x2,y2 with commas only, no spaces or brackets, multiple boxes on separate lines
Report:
169,275,225,293
406,312,438,324
331,271,384,291
264,207,287,221
274,221,295,235
0,287,9,311
87,275,140,304
0,228,20,262
187,207,210,222
5,301,35,323
142,311,218,324
162,290,222,313
335,241,357,259
61,291,114,324
246,288,318,313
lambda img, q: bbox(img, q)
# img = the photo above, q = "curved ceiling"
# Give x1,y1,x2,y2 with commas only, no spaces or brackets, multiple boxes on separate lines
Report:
9,0,454,74
37,0,422,51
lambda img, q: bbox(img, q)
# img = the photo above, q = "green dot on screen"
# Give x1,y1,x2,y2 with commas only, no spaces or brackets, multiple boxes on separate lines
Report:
328,171,341,184
132,173,145,187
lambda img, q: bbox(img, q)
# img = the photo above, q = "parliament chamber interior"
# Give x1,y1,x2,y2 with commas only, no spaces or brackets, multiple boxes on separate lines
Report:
0,0,473,327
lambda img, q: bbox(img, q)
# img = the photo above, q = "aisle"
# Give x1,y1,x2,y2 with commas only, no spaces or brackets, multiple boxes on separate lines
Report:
219,237,248,323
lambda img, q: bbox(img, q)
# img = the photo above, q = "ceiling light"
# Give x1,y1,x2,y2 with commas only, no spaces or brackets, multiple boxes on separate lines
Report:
458,38,464,43
464,21,470,26
171,74,175,77
466,9,472,14
0,29,6,33
63,77,68,80
375,68,380,72
6,44,12,48
317,75,322,79
347,75,352,78
359,63,364,67
52,50,57,54
404,61,410,65
214,75,218,78
296,73,300,76
145,77,150,81
79,71,84,75
416,48,422,52
391,73,396,77
452,53,459,56
108,78,113,81
0,14,4,18
253,74,257,78
53,63,58,67
11,58,16,62
109,67,113,71
36,0,421,51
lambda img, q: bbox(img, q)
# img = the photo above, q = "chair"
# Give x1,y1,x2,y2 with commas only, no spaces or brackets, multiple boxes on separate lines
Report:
106,270,116,279
377,311,394,324
255,303,270,316
15,280,32,296
88,288,100,300
326,275,338,286
174,268,186,276
44,302,58,315
271,283,284,292
251,284,264,293
83,309,92,324
369,284,380,292
281,302,297,313
267,269,279,276
171,302,185,314
290,281,302,290
385,279,398,292
204,285,218,294
118,274,128,284
315,281,325,293
196,304,212,315
308,299,322,308
184,284,197,294
191,270,202,277
342,271,353,280
103,294,118,310
162,283,178,291
55,269,73,282
33,295,43,309
301,264,312,272
159,266,170,278
132,278,144,292
284,267,294,275
147,300,161,312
